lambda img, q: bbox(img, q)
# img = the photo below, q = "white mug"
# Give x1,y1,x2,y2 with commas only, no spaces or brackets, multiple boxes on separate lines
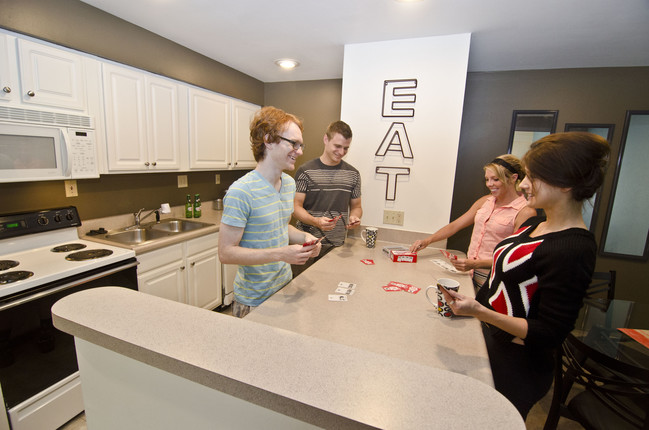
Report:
426,278,460,318
360,227,378,248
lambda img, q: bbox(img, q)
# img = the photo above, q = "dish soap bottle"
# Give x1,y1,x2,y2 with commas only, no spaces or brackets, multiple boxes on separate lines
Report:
193,193,202,218
185,194,193,218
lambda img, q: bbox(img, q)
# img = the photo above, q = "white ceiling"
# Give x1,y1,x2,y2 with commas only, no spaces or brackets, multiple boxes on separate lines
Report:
80,0,649,83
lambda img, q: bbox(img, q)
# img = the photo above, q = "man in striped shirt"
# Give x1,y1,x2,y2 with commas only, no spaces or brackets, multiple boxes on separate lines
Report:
219,106,321,318
293,121,363,272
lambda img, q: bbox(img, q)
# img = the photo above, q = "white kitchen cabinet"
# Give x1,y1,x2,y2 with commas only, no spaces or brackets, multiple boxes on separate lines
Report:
0,34,17,104
103,63,185,171
16,38,87,111
188,87,231,169
231,99,259,169
137,233,221,310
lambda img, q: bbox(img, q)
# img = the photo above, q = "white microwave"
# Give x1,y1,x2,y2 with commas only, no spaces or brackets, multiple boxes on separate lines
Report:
0,115,99,183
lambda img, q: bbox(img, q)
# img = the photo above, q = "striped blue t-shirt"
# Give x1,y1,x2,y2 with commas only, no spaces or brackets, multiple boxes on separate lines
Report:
221,170,295,306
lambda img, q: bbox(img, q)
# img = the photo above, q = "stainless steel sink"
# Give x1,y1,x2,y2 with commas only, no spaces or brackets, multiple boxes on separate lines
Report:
104,228,171,245
101,218,214,245
149,219,212,233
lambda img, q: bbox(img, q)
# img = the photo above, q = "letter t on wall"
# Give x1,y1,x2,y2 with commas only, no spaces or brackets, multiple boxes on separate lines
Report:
375,166,411,201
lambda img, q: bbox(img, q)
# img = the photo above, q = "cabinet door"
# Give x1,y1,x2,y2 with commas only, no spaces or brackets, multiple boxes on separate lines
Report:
188,88,230,169
0,34,16,104
138,261,186,303
17,39,86,111
146,76,181,170
231,100,259,169
187,248,222,310
103,64,149,170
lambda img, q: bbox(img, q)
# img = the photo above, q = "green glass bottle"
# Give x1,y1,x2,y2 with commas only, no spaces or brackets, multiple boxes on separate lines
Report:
185,194,193,218
193,193,202,218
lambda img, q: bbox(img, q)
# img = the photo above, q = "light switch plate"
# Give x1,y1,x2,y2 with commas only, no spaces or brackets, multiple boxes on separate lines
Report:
383,210,404,226
64,180,78,197
215,174,220,185
177,175,188,188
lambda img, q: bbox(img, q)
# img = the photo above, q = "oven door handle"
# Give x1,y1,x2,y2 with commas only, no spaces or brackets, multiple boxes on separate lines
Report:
0,260,139,311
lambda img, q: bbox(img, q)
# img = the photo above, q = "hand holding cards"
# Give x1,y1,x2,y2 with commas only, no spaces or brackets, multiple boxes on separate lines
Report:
302,237,324,247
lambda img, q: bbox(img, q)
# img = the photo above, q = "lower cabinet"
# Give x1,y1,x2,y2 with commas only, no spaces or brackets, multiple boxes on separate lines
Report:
137,233,222,310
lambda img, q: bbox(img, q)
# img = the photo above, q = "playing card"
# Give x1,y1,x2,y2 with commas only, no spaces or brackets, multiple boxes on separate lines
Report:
338,282,357,289
328,294,348,302
335,287,356,295
382,285,402,292
360,259,375,265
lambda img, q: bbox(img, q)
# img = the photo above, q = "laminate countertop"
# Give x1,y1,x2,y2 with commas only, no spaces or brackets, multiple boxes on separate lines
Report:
51,236,524,429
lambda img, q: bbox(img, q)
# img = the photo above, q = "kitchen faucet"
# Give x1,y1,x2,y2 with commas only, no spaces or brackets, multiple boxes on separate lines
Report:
126,203,171,230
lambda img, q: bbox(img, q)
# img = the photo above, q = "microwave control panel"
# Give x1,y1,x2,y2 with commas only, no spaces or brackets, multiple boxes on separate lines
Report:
68,128,99,179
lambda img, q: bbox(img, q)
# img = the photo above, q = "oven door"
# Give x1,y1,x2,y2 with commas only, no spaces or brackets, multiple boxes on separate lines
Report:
0,258,138,430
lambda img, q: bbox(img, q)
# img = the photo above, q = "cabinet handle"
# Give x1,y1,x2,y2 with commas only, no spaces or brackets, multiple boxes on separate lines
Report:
191,262,196,267
27,90,35,97
180,266,185,271
2,86,10,94
152,161,157,166
144,162,150,166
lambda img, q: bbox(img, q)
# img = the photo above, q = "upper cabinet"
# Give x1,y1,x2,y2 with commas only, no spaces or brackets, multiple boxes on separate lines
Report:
231,99,258,169
17,39,87,112
188,88,259,170
0,34,17,104
103,63,185,171
188,88,231,169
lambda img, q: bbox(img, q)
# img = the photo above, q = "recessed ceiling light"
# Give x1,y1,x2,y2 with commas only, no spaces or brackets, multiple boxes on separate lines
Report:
394,0,423,2
275,59,300,70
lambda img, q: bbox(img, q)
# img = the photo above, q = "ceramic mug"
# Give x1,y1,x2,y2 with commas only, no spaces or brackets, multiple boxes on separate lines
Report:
360,227,378,248
426,278,460,318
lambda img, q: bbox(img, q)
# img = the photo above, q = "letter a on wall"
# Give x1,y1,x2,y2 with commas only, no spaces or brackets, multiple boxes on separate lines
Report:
375,122,414,159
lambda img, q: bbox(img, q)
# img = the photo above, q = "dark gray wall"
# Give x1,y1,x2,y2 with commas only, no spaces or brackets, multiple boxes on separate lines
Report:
450,68,649,302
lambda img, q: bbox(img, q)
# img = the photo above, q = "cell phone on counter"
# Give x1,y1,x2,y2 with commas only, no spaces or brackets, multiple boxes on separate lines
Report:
302,237,324,247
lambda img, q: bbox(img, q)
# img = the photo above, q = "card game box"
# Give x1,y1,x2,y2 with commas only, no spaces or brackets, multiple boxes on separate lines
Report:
382,246,417,263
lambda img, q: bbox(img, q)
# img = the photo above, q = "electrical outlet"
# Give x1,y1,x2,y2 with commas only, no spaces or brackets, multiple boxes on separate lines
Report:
215,174,220,185
64,180,78,197
177,175,188,188
383,210,404,226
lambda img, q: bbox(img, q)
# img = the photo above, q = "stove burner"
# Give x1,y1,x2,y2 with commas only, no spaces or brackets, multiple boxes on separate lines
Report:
0,260,19,271
0,271,34,284
65,249,113,261
51,243,87,253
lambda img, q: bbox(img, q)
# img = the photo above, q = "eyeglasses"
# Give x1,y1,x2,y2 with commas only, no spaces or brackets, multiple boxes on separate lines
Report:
278,136,305,151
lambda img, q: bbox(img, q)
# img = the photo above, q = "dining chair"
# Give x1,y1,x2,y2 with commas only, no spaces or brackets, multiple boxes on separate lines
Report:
585,270,616,302
543,333,649,430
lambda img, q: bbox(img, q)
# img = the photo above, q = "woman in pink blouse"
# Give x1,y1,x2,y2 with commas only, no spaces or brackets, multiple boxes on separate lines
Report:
410,154,536,290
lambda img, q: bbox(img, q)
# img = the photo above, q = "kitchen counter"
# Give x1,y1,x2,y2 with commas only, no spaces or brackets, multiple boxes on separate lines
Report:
247,238,493,385
80,203,222,254
52,287,524,429
51,234,524,429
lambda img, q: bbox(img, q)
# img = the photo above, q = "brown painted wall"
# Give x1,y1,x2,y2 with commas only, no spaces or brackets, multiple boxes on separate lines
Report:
264,80,344,172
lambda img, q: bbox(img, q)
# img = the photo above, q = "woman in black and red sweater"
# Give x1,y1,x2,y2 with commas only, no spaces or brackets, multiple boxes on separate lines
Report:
442,132,610,418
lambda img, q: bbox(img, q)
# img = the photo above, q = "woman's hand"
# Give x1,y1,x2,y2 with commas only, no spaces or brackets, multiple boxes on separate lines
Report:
439,287,483,317
450,257,473,272
410,239,428,253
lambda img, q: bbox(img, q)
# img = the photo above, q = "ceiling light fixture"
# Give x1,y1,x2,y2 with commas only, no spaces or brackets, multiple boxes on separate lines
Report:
275,59,300,70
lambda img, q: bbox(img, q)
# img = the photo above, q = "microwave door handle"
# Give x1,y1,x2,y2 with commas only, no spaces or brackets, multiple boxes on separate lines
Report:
61,128,73,177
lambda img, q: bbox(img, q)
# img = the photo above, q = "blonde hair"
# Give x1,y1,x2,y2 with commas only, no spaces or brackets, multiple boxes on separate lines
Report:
484,154,524,189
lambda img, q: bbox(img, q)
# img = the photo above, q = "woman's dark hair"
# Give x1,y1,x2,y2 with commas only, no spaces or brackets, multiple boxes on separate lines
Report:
523,132,610,202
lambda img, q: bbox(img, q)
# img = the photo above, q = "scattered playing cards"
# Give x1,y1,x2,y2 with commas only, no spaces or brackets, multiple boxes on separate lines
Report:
328,294,348,302
360,259,375,265
382,281,421,294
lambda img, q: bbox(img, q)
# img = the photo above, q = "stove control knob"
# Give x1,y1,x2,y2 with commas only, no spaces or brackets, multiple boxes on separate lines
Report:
66,213,74,221
37,216,49,225
54,214,62,222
